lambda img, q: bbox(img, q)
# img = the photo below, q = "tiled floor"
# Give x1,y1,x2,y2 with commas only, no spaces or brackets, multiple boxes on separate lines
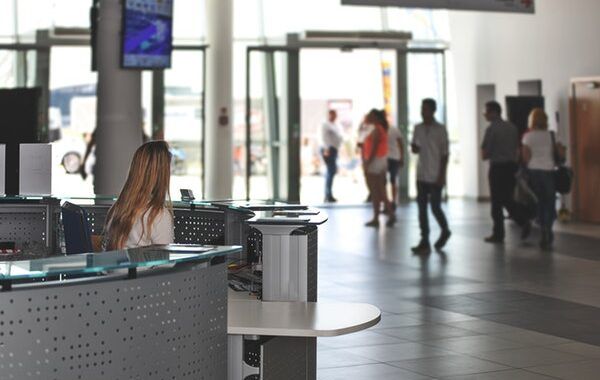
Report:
316,200,600,380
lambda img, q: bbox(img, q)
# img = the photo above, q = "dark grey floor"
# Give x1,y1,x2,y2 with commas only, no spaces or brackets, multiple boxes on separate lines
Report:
316,200,600,380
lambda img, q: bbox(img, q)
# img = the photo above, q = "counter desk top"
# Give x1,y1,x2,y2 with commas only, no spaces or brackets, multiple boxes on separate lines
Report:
0,245,241,283
228,290,381,337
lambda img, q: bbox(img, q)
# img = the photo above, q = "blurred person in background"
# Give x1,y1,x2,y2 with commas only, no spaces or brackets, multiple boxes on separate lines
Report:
481,101,531,244
387,125,404,211
357,114,373,202
521,108,566,250
411,99,451,255
321,110,343,203
363,109,395,228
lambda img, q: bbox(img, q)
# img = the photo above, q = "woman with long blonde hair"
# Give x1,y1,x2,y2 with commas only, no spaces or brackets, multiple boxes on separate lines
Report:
521,108,566,250
105,141,174,250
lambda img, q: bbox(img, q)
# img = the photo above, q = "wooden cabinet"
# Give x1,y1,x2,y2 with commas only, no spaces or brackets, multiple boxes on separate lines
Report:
570,78,600,223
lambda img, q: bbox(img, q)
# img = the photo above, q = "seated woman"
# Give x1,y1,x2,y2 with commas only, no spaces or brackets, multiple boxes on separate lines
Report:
104,141,174,250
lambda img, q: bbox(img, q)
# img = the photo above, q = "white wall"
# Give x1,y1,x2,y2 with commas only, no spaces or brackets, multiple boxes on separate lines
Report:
448,0,600,197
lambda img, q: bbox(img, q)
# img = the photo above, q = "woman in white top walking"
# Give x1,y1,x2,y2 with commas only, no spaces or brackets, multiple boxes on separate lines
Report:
521,108,566,250
104,141,174,250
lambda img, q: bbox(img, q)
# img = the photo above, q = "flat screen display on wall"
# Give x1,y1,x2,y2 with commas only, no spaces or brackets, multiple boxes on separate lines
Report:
122,0,174,69
341,0,535,13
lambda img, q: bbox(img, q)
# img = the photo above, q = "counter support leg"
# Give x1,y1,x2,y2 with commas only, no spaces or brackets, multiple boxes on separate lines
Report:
228,335,243,380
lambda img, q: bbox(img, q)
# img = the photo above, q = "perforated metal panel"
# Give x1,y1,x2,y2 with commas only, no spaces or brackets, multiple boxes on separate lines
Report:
2,201,249,257
0,262,228,380
246,227,263,264
303,226,318,303
0,204,57,252
80,206,227,246
174,210,225,245
81,205,109,235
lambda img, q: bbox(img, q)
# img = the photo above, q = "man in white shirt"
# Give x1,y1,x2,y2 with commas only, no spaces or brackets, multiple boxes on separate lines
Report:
411,99,451,255
321,110,343,203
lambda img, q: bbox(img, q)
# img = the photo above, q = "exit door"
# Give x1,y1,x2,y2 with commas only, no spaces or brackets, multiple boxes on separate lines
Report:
571,78,600,223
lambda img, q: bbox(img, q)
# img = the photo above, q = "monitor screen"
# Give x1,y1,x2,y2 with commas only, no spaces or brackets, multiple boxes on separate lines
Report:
122,0,174,69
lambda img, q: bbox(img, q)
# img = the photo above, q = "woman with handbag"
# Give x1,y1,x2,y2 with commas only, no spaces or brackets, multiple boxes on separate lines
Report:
521,108,566,250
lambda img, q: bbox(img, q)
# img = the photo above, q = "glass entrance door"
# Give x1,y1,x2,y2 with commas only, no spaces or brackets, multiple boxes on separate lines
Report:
244,47,301,202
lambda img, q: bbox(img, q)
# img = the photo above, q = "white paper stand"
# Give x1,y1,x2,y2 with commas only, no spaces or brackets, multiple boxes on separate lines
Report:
19,144,52,196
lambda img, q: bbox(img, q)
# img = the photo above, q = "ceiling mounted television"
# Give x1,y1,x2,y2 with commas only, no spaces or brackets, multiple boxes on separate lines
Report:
121,0,174,69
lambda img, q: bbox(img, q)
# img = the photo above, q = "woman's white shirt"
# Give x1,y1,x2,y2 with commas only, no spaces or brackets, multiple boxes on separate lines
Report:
522,130,555,171
387,127,403,161
126,208,174,248
358,123,374,144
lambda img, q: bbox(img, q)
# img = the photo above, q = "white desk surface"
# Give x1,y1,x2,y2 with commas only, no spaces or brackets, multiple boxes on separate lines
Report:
228,296,381,337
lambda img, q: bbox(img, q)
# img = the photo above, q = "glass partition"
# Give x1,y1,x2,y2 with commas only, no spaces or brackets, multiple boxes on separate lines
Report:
0,245,241,281
164,49,205,198
49,46,97,197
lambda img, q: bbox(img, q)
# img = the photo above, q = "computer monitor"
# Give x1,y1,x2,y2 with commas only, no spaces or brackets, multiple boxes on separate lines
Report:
121,0,174,69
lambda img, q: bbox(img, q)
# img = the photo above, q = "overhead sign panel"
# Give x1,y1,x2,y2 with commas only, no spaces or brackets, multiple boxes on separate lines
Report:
341,0,535,13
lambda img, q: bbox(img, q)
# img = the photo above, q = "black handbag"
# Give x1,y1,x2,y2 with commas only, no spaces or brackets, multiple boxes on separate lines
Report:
551,132,573,194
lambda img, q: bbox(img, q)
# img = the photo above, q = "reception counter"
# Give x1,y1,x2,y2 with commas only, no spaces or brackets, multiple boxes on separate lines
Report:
0,196,382,380
0,245,241,380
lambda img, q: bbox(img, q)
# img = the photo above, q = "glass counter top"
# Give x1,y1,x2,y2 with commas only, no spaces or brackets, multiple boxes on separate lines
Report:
0,245,241,281
210,200,308,212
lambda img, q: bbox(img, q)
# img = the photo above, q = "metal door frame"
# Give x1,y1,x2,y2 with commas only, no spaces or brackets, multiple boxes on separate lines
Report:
245,46,299,202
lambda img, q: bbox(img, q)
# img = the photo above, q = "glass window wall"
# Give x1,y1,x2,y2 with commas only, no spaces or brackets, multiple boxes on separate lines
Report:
49,47,97,197
164,50,205,198
0,0,457,199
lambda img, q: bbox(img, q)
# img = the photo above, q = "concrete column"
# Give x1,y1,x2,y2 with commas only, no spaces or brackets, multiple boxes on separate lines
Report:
205,0,234,199
94,0,143,196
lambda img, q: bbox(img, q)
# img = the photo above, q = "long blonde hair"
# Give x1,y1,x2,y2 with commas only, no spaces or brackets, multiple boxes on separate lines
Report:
528,108,549,130
105,141,172,250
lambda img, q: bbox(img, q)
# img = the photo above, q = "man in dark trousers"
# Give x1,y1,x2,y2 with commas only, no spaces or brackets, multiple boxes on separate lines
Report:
411,99,451,255
321,110,343,203
481,101,531,243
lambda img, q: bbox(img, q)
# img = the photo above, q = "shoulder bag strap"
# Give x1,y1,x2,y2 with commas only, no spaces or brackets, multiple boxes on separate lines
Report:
550,131,559,166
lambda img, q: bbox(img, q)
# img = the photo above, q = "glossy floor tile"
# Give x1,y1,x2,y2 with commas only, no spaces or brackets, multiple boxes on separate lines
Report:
527,360,600,380
318,363,434,380
441,369,557,380
389,354,510,377
316,201,600,380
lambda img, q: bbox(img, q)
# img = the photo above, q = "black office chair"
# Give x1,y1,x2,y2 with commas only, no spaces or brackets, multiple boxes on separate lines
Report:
61,202,94,255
